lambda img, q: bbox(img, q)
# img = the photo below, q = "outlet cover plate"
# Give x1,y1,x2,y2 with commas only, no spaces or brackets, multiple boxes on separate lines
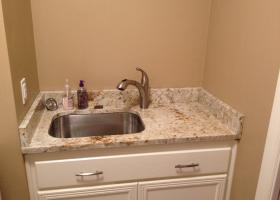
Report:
20,78,27,104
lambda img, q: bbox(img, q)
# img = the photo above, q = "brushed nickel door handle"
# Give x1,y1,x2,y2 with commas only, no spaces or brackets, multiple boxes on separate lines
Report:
75,171,103,177
175,163,200,169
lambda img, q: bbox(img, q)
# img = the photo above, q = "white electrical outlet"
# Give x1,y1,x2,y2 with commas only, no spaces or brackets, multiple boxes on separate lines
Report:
20,78,27,105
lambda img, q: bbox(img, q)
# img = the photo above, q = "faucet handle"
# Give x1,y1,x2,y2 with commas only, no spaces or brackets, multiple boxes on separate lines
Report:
136,67,149,87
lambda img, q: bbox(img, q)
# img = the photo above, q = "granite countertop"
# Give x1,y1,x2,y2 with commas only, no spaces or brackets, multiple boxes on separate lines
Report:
19,88,244,154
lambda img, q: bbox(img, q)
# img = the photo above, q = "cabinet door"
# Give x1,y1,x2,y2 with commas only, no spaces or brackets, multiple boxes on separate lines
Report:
138,175,226,200
38,182,137,200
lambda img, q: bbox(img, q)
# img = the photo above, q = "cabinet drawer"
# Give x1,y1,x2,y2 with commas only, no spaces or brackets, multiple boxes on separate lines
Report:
34,148,231,189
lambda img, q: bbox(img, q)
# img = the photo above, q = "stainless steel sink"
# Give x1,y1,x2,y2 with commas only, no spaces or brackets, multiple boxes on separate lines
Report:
48,112,145,138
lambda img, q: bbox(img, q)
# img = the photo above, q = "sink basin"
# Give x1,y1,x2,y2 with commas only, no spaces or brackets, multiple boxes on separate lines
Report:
48,112,145,138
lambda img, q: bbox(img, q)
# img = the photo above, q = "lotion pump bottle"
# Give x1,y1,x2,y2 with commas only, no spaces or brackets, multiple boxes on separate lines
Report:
62,79,74,110
77,80,88,109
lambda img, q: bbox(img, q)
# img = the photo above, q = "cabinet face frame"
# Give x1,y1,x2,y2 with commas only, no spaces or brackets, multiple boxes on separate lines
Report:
138,175,227,200
24,141,237,200
38,182,138,200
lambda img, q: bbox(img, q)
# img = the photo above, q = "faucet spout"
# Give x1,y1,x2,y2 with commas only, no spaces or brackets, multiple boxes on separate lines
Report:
116,79,137,91
116,68,150,109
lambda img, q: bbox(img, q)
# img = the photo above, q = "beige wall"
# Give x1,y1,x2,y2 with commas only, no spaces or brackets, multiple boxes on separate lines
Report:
203,0,280,199
1,0,39,122
1,0,280,199
0,0,30,199
30,0,212,90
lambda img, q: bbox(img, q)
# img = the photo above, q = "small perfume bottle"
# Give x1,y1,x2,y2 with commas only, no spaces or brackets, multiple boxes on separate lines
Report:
62,79,74,110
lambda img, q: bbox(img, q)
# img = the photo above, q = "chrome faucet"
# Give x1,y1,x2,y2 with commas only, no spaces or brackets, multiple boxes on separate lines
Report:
117,67,150,109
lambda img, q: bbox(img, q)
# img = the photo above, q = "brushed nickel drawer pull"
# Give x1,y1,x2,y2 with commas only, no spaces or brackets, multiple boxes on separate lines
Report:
175,163,200,169
76,171,103,177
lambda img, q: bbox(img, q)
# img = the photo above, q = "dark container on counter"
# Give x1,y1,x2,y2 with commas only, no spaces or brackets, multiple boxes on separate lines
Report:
77,80,88,109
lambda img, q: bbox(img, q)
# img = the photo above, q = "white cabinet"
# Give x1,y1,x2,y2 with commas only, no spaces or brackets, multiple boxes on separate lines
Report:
138,175,226,200
37,175,226,200
38,183,137,200
25,142,237,200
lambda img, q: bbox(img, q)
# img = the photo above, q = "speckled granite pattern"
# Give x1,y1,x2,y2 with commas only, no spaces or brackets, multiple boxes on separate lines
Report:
43,88,201,107
19,94,45,147
19,88,244,154
198,90,245,135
